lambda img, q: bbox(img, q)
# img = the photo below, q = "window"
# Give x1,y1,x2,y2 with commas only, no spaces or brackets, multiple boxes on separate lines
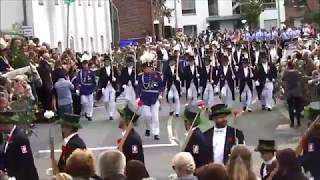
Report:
208,0,218,16
70,36,75,50
55,0,59,5
100,35,104,52
263,0,276,9
90,37,94,53
58,41,62,54
182,0,196,15
38,0,44,5
78,0,82,6
88,0,91,6
80,38,84,52
232,0,240,14
183,25,197,37
98,0,102,7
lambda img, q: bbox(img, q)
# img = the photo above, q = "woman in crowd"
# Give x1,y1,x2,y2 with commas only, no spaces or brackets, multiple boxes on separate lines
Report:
172,152,198,180
125,160,150,180
269,148,307,180
196,163,228,180
227,145,257,180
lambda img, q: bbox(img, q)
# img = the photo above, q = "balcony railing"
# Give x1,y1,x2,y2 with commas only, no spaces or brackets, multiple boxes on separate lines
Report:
263,2,277,9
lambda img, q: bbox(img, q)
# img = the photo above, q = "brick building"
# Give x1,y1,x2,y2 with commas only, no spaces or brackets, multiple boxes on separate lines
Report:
285,0,319,26
113,0,164,41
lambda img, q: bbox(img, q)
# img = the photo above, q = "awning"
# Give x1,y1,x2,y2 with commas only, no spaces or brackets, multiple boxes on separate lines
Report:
207,15,241,21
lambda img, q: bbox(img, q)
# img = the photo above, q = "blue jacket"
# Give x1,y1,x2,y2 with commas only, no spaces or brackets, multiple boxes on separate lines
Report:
136,71,163,106
75,69,96,95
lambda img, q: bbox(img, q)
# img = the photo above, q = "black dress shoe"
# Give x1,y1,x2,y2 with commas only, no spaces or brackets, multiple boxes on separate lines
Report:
154,135,160,140
145,130,150,137
169,112,174,116
87,117,92,121
242,106,247,112
267,108,272,112
109,116,114,121
175,114,179,117
297,121,301,127
262,106,266,110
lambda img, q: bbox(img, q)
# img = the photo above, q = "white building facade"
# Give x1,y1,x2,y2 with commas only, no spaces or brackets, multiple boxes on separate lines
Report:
0,0,113,53
165,0,286,36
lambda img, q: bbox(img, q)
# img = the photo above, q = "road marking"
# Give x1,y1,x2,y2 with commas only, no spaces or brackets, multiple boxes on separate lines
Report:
38,143,179,154
167,115,178,145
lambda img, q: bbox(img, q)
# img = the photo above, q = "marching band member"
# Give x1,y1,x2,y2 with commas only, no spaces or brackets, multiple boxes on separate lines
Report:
200,56,217,107
75,55,96,121
252,42,261,65
137,51,163,140
204,104,245,164
119,55,137,102
97,56,118,121
163,54,182,117
269,40,279,64
233,43,243,67
238,53,254,112
255,51,277,111
217,54,235,108
183,54,200,105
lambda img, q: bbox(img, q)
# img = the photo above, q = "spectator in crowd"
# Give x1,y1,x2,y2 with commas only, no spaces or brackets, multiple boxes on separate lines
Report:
125,160,150,180
66,149,99,180
172,152,197,180
54,71,74,117
282,61,303,127
227,145,257,180
195,163,228,180
99,150,127,180
255,140,277,180
269,148,307,180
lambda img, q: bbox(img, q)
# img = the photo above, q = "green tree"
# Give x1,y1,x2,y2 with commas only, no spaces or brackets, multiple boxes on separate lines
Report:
240,0,264,30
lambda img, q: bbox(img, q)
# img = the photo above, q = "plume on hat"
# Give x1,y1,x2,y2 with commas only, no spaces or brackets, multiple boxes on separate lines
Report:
81,54,91,62
140,51,155,64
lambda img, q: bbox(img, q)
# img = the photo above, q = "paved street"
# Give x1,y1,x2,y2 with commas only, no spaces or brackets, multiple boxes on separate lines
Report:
29,90,307,180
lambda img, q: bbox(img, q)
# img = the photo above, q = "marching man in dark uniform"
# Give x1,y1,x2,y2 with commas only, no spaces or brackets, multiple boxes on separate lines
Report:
137,51,163,140
238,53,254,112
0,112,39,180
255,140,277,180
204,104,245,164
119,55,137,102
75,55,96,121
163,54,183,117
254,51,277,111
182,104,210,168
118,101,144,163
183,55,200,105
57,113,86,172
97,55,118,120
217,54,236,107
200,56,217,107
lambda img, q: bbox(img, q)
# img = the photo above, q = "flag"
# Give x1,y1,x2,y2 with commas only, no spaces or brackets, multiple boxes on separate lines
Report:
64,0,75,4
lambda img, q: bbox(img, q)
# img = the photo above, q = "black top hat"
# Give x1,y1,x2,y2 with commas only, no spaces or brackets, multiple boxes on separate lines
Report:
57,113,82,129
260,50,268,58
255,140,277,152
184,105,203,127
126,55,135,63
169,55,177,62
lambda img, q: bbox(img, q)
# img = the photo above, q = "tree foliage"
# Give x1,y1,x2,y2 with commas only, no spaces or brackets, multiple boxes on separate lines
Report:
240,0,264,30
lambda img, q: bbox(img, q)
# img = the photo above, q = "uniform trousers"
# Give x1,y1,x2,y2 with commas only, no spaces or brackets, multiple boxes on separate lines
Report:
203,83,215,108
81,94,94,117
103,84,116,118
141,101,160,135
261,81,273,109
241,84,252,108
123,83,136,102
168,84,180,115
187,82,198,105
221,84,233,108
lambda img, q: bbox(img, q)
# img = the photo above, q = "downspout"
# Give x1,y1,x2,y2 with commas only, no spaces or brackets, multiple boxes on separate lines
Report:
22,0,27,25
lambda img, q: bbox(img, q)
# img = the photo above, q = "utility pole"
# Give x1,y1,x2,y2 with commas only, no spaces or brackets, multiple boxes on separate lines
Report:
174,0,178,30
66,3,70,48
277,0,281,28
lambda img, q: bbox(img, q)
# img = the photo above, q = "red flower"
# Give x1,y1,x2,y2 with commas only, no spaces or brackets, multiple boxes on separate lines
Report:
137,99,144,107
233,111,240,117
116,138,122,145
197,101,206,110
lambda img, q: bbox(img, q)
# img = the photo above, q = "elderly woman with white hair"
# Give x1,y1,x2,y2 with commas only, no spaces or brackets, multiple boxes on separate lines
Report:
99,150,127,180
172,152,198,180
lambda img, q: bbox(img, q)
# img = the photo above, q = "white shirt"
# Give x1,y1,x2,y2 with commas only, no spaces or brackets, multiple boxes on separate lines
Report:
4,125,16,153
223,65,228,76
237,51,241,61
161,48,169,61
262,156,276,178
190,65,195,75
244,67,248,77
206,65,210,74
213,127,227,164
170,66,175,75
63,132,78,145
105,66,111,76
255,51,260,64
128,66,133,75
262,63,268,74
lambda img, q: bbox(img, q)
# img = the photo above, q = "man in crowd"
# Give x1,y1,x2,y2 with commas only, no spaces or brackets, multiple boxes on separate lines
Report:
183,55,200,105
54,71,74,117
0,112,39,180
98,55,118,121
75,54,96,121
118,102,144,163
238,54,254,112
204,104,245,164
255,140,277,180
99,150,127,180
57,113,86,172
119,55,137,102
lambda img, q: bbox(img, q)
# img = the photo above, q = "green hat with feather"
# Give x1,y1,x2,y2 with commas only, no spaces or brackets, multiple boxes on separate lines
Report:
183,105,203,127
209,104,232,120
118,101,140,125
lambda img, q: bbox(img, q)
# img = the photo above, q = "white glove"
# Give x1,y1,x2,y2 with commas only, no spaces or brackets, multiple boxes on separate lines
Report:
76,89,80,95
272,78,275,82
112,77,116,82
158,95,163,100
176,77,180,82
235,66,239,71
214,86,219,93
181,88,185,94
46,168,53,176
199,87,203,94
122,84,127,89
196,74,200,78
255,81,260,86
308,80,313,84
232,75,236,80
135,80,138,85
